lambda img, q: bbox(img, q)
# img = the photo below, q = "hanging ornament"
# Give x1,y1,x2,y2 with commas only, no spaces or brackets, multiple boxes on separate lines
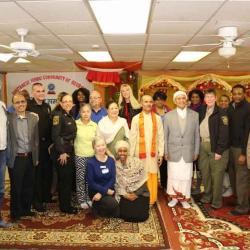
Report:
127,71,136,83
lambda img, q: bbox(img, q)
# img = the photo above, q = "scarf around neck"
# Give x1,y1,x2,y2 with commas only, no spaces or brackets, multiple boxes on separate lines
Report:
139,111,157,159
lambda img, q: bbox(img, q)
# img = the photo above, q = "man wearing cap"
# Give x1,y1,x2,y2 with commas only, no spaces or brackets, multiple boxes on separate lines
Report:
164,91,200,209
130,95,164,205
199,89,229,209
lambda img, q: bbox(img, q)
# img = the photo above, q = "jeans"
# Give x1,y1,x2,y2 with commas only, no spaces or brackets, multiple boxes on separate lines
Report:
0,149,7,212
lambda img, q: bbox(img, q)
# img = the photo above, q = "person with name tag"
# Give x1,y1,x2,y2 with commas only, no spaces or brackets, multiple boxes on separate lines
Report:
87,136,119,218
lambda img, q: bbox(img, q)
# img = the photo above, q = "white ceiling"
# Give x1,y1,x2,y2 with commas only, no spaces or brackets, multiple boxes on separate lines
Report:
0,0,250,72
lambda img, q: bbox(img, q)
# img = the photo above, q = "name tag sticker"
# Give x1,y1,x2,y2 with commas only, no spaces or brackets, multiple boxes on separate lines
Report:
102,169,109,174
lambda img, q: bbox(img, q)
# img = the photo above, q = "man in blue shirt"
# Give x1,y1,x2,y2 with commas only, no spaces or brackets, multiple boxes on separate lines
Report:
90,90,107,123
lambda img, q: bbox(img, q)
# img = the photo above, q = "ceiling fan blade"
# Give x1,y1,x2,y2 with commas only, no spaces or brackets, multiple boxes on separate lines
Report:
182,42,222,48
0,53,14,62
15,58,30,64
0,44,14,52
38,54,67,62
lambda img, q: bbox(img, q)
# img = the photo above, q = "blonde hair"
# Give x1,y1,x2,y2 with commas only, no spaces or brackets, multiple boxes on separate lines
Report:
79,103,91,112
92,136,106,150
118,84,141,110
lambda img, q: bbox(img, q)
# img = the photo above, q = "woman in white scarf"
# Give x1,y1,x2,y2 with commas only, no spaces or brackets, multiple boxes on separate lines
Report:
115,140,149,222
97,101,130,158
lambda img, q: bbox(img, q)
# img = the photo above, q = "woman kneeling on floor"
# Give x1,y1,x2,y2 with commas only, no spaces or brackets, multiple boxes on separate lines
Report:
87,136,119,218
115,140,150,222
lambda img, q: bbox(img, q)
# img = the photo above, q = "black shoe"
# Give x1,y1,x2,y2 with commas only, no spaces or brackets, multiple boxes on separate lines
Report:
61,207,78,214
34,203,46,212
21,211,36,217
230,210,248,216
211,205,222,210
200,198,211,204
10,216,21,223
45,197,57,203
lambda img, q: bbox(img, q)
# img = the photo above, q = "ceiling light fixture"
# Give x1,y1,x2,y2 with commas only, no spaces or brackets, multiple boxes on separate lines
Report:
218,41,236,59
78,51,112,62
173,51,211,62
89,0,151,34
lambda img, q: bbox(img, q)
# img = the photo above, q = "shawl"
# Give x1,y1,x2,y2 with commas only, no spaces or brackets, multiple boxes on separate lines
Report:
115,156,148,199
139,112,157,159
97,116,129,144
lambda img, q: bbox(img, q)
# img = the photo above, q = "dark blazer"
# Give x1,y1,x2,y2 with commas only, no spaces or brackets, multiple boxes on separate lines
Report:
199,104,229,155
228,99,250,155
164,108,200,163
7,111,39,168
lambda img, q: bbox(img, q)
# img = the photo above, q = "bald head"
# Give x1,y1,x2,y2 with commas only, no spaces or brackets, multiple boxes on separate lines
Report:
141,95,153,113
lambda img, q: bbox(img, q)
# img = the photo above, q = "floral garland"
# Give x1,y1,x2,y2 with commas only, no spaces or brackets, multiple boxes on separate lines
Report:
188,74,232,92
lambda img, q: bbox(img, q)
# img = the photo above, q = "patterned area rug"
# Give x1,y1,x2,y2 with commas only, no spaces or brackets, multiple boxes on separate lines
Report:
158,190,250,250
0,185,168,249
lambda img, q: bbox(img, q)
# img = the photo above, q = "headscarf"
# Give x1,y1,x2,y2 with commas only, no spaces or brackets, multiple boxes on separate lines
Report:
173,91,187,103
115,140,147,200
115,140,129,153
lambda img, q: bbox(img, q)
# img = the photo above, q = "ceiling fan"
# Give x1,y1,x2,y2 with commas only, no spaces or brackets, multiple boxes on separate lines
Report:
0,28,67,63
182,26,250,59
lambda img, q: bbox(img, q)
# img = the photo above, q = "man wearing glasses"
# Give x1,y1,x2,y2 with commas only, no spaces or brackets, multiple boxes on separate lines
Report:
89,90,107,124
8,92,39,222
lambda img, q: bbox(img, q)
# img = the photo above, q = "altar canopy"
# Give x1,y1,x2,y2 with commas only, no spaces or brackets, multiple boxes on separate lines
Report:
75,61,142,87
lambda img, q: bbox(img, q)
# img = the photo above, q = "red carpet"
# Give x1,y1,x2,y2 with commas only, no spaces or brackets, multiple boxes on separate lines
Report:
158,189,250,249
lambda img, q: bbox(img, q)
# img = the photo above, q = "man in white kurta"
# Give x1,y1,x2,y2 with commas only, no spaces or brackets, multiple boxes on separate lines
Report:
130,95,164,205
164,91,200,209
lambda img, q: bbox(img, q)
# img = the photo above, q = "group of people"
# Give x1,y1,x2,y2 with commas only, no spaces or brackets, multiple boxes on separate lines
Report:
0,82,249,228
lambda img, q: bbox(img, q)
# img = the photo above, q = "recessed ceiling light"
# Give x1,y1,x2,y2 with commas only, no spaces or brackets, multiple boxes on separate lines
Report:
15,58,30,64
0,53,13,62
173,51,211,62
78,51,112,62
92,44,100,49
89,0,151,34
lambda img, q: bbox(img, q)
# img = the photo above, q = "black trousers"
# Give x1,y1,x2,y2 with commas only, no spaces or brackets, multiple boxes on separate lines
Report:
34,142,52,204
159,159,168,189
56,153,74,211
10,155,34,219
119,195,149,222
89,191,119,218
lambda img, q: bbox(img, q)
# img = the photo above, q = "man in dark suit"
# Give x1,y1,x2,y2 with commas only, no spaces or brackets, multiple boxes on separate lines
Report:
228,84,250,215
27,82,52,212
7,92,39,222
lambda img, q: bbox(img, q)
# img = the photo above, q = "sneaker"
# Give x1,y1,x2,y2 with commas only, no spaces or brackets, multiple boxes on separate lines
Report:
87,201,92,207
0,220,12,228
222,187,233,197
168,199,178,207
181,201,191,209
80,202,89,209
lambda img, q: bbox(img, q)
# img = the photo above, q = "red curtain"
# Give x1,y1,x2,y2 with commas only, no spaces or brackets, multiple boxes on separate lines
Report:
86,70,120,83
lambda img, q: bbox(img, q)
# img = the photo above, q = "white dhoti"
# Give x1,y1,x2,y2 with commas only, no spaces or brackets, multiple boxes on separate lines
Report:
167,157,193,200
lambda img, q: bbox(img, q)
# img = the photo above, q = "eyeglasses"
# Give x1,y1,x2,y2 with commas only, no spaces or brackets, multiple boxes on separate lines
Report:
13,100,26,105
61,100,73,104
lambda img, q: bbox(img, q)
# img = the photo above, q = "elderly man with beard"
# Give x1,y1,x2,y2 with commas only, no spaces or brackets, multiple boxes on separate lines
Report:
164,91,200,209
